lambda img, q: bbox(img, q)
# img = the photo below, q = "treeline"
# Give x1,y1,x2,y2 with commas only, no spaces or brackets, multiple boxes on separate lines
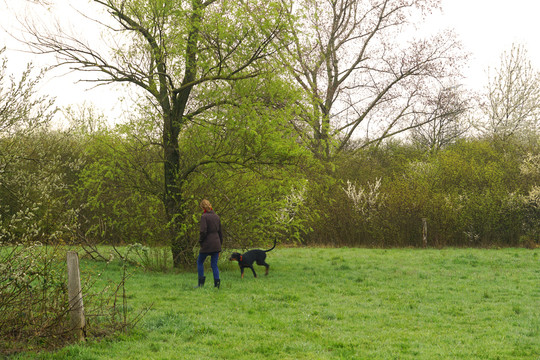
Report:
309,139,539,248
2,124,538,250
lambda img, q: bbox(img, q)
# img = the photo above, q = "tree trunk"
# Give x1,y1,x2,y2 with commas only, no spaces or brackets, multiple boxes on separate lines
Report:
163,2,201,268
169,213,196,269
164,164,195,269
163,110,192,268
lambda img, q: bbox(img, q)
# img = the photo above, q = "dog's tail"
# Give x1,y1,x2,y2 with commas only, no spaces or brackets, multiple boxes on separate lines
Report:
264,238,277,252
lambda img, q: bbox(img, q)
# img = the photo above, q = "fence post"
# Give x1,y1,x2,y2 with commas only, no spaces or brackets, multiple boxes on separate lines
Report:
422,218,428,248
67,251,86,342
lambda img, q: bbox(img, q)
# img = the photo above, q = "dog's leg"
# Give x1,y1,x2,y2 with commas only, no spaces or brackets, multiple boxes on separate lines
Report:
249,266,257,278
241,267,245,279
256,259,270,276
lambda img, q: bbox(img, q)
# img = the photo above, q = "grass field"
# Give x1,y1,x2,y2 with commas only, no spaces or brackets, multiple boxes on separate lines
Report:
12,248,540,360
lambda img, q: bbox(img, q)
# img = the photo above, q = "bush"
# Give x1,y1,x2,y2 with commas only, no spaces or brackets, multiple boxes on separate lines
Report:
0,130,83,245
68,129,168,248
304,139,539,247
0,244,70,352
0,244,136,355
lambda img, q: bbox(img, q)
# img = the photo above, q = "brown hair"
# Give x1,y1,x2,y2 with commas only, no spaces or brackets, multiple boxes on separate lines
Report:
200,199,212,212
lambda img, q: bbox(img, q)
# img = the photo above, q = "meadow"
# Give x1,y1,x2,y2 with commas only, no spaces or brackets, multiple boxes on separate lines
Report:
12,247,540,360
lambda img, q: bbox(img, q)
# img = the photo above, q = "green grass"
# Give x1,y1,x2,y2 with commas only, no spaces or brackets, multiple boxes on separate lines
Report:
11,248,540,359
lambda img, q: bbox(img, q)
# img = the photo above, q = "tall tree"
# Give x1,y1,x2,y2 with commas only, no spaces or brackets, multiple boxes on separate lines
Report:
480,43,540,143
22,0,298,267
281,0,466,159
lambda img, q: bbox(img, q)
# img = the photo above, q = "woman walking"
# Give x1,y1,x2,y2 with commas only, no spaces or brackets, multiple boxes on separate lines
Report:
197,199,223,288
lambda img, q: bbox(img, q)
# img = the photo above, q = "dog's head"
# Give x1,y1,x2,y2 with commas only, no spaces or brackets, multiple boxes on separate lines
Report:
229,252,241,262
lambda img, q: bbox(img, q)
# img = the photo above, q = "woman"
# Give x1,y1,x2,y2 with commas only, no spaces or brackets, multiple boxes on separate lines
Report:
197,199,223,288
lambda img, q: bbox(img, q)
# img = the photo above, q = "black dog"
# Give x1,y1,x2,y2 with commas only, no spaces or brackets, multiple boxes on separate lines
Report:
229,239,276,278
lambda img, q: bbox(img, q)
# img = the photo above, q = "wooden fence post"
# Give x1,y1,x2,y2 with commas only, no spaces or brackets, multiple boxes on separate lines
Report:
422,218,428,248
67,251,86,342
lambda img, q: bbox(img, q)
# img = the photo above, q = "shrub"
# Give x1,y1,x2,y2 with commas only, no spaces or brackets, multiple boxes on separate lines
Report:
0,243,136,355
304,139,539,247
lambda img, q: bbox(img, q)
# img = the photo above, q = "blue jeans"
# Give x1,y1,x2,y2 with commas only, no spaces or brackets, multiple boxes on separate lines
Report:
197,252,220,280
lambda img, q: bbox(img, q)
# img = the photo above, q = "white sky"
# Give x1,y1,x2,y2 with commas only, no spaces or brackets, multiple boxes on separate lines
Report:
1,0,540,122
426,0,540,88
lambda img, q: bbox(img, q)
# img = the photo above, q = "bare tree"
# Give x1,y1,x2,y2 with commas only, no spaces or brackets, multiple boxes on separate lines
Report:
410,84,471,152
19,0,293,268
281,0,466,159
479,43,540,143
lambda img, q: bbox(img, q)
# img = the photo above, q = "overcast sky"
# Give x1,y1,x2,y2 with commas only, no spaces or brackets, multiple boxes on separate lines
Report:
427,0,540,87
1,0,539,121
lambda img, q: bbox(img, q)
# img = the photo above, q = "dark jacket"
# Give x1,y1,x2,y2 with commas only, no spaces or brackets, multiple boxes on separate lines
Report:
199,210,223,253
